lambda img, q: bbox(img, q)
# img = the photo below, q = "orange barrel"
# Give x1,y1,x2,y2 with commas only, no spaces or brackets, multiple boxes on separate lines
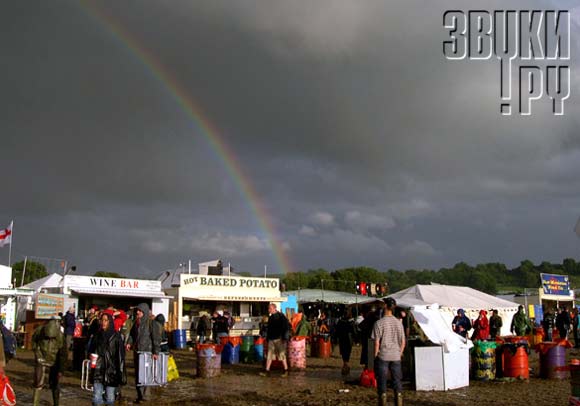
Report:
196,344,222,378
219,336,229,346
317,335,332,359
229,336,243,347
502,341,529,379
288,337,307,369
537,341,570,379
570,359,580,397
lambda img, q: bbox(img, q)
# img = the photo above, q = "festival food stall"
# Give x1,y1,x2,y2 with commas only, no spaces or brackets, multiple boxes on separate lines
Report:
539,272,575,313
62,275,170,319
167,273,286,335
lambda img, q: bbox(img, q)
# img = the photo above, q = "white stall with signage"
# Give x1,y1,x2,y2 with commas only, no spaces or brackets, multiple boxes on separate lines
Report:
170,273,286,331
63,275,170,319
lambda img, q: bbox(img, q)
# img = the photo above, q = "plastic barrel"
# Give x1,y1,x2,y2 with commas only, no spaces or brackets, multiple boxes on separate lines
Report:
173,329,187,349
503,342,529,379
539,343,569,379
472,340,497,381
221,342,240,364
197,344,221,378
288,337,307,369
254,337,265,362
317,335,331,359
241,336,254,363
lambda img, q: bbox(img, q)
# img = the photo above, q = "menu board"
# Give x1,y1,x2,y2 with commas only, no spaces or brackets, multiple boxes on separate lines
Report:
35,293,65,319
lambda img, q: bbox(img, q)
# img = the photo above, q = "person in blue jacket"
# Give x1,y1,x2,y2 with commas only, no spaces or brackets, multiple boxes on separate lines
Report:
451,309,472,338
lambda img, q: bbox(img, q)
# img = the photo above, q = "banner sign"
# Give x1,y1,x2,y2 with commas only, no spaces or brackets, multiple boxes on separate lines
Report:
540,273,570,296
35,293,65,319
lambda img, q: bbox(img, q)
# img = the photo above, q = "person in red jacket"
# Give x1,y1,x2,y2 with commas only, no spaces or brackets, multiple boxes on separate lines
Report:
103,306,128,333
472,310,490,341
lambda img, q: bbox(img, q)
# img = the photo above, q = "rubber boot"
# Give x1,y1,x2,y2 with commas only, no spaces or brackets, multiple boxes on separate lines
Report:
52,388,60,406
378,393,388,406
32,389,41,406
395,392,403,406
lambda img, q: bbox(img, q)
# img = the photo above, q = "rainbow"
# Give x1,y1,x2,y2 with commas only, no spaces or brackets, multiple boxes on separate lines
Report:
78,2,293,275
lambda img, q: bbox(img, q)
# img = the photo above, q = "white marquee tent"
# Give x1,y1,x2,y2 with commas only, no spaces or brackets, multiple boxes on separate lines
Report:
391,284,520,337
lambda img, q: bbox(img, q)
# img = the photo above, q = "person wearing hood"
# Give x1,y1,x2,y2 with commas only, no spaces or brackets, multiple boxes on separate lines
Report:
472,310,490,341
510,305,532,336
32,317,67,406
89,313,126,406
489,310,503,339
452,309,472,338
154,314,169,353
126,303,161,404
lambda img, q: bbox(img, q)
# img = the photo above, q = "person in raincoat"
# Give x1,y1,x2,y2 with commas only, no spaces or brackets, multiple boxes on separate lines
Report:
471,310,490,341
451,309,472,338
510,305,532,336
489,310,503,339
88,312,126,406
32,317,68,406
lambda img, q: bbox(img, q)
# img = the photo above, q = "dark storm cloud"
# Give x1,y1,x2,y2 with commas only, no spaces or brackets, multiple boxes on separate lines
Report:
0,0,578,275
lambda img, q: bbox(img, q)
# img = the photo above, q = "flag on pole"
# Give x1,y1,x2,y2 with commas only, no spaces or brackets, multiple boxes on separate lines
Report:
0,222,13,247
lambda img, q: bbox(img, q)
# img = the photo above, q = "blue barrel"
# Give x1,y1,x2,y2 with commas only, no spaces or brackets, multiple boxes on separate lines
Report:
254,338,264,362
539,343,568,379
221,343,240,364
173,329,186,349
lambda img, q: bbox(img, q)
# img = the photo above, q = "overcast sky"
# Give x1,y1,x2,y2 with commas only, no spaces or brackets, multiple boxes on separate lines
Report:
1,1,579,278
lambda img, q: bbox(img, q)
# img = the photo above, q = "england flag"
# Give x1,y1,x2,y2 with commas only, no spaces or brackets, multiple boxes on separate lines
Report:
0,222,12,248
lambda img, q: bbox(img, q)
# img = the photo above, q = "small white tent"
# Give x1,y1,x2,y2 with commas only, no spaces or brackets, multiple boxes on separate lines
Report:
391,284,519,337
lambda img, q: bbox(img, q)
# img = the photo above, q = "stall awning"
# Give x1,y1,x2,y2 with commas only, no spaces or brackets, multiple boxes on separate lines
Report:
183,295,286,302
71,288,171,299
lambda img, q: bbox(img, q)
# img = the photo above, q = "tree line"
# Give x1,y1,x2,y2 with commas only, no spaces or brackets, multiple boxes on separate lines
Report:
276,258,580,295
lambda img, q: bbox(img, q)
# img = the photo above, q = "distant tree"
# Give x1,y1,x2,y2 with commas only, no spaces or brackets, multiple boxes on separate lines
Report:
93,271,125,278
236,272,252,277
12,260,48,286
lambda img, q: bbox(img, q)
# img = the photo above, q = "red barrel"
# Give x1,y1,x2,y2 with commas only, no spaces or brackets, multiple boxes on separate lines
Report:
503,344,529,379
537,342,570,379
317,336,331,358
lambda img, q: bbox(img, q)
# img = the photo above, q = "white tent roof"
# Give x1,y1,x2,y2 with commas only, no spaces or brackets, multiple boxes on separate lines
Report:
390,284,519,310
22,273,63,292
283,289,364,305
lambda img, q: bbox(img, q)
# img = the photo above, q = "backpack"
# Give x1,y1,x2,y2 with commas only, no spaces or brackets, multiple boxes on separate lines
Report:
0,324,16,362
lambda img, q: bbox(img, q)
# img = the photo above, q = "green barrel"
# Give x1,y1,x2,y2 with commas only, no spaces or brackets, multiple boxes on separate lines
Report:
240,335,254,363
472,340,497,381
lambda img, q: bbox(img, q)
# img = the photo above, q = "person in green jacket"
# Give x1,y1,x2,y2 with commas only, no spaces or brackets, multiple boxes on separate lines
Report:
32,317,68,406
510,305,532,336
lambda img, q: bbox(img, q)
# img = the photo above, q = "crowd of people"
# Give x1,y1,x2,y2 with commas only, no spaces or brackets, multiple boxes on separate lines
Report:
31,303,165,405
22,299,580,406
449,304,580,346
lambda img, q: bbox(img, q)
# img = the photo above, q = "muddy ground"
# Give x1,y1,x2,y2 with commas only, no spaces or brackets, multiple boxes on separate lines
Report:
8,345,574,405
